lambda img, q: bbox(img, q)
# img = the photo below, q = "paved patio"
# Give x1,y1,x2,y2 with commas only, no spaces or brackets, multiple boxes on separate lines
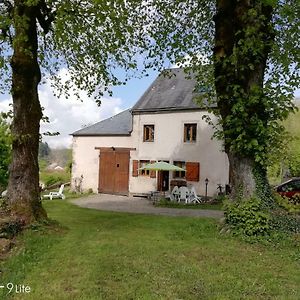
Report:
71,194,224,219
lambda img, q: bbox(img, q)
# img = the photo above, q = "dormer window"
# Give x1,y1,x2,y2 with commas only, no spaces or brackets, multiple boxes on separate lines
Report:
143,125,154,142
184,123,197,142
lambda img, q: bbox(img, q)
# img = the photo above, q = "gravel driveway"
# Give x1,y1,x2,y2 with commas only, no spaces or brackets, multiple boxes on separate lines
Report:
71,194,224,219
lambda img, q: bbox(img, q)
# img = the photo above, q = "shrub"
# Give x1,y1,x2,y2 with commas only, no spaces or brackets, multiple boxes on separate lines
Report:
0,117,11,189
224,197,272,237
274,193,300,214
289,193,300,205
271,210,300,234
0,217,24,239
40,171,70,187
212,194,226,204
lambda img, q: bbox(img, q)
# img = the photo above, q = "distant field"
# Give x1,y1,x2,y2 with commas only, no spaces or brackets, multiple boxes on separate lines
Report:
268,106,300,184
285,106,300,147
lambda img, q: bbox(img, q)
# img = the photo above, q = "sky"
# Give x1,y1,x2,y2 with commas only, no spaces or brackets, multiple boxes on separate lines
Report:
0,68,299,149
0,70,159,148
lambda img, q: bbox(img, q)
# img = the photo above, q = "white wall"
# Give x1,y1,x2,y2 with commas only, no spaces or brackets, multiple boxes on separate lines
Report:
72,135,133,192
72,110,229,197
129,111,229,197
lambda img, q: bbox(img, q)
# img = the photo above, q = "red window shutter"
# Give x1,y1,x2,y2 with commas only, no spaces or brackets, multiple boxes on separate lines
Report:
186,162,200,182
132,160,139,177
150,160,156,178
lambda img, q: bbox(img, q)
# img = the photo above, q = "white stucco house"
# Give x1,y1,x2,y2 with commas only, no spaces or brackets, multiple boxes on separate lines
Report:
71,68,229,197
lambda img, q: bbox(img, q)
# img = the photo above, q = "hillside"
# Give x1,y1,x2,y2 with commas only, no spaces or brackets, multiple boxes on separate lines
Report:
284,105,300,161
269,105,300,184
48,148,72,168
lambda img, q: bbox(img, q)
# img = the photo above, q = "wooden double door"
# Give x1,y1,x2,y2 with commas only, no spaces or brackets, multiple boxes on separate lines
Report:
98,149,130,195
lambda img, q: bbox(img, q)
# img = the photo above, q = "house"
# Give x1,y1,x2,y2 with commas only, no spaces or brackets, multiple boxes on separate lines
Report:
71,68,229,197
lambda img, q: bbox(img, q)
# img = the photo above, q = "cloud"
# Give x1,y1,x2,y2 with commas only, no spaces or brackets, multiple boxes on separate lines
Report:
0,70,127,148
0,98,11,113
39,84,124,148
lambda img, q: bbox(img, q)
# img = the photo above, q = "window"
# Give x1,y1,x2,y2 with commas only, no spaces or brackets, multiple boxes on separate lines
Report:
173,161,186,179
143,125,154,142
184,123,197,142
139,160,150,176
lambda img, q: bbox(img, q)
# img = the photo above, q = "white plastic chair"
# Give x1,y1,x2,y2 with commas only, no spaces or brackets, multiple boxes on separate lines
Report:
189,186,202,203
179,186,190,203
170,186,179,202
43,184,65,200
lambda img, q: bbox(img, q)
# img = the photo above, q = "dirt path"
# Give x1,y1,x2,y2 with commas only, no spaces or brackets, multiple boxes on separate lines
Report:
71,194,224,219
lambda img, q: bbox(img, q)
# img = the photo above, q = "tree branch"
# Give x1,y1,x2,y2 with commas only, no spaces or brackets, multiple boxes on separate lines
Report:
36,0,55,34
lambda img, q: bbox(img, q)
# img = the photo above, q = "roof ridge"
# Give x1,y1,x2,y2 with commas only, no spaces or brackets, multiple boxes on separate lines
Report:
72,108,132,136
132,68,199,112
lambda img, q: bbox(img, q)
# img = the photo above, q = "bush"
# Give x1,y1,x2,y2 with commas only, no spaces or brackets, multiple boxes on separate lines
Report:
289,193,300,205
224,197,272,237
274,193,300,214
212,194,226,204
271,210,300,234
0,217,24,239
41,171,70,187
224,196,300,240
0,117,11,189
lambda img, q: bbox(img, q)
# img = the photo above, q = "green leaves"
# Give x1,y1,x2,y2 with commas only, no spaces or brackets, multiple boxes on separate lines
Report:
0,0,298,170
0,117,11,189
224,197,272,237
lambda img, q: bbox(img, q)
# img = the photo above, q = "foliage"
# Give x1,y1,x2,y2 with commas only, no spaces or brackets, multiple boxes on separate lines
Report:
271,210,300,234
0,218,23,239
224,194,300,239
274,193,300,214
136,0,299,166
0,1,299,218
65,160,72,174
253,165,275,208
40,171,70,187
38,159,48,172
1,1,297,128
38,142,51,159
224,198,272,237
283,107,300,177
268,106,300,183
289,194,300,205
1,0,164,100
87,188,93,194
0,118,11,190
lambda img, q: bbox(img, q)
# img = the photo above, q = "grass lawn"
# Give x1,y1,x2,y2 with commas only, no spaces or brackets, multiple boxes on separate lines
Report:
0,201,299,299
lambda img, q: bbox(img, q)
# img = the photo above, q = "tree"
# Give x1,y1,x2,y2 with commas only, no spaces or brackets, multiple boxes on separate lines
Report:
0,0,155,224
212,1,299,203
141,0,299,204
1,1,299,224
38,141,51,159
0,117,11,191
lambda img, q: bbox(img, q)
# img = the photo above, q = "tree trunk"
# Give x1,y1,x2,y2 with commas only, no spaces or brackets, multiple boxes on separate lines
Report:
214,1,274,202
228,153,256,200
7,1,47,224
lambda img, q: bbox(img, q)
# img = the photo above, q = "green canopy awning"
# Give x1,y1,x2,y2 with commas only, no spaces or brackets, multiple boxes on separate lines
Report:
138,161,185,171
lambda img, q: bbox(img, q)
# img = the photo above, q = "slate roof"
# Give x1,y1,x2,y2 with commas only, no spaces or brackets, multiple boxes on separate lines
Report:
72,68,211,136
72,109,132,136
132,68,202,113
